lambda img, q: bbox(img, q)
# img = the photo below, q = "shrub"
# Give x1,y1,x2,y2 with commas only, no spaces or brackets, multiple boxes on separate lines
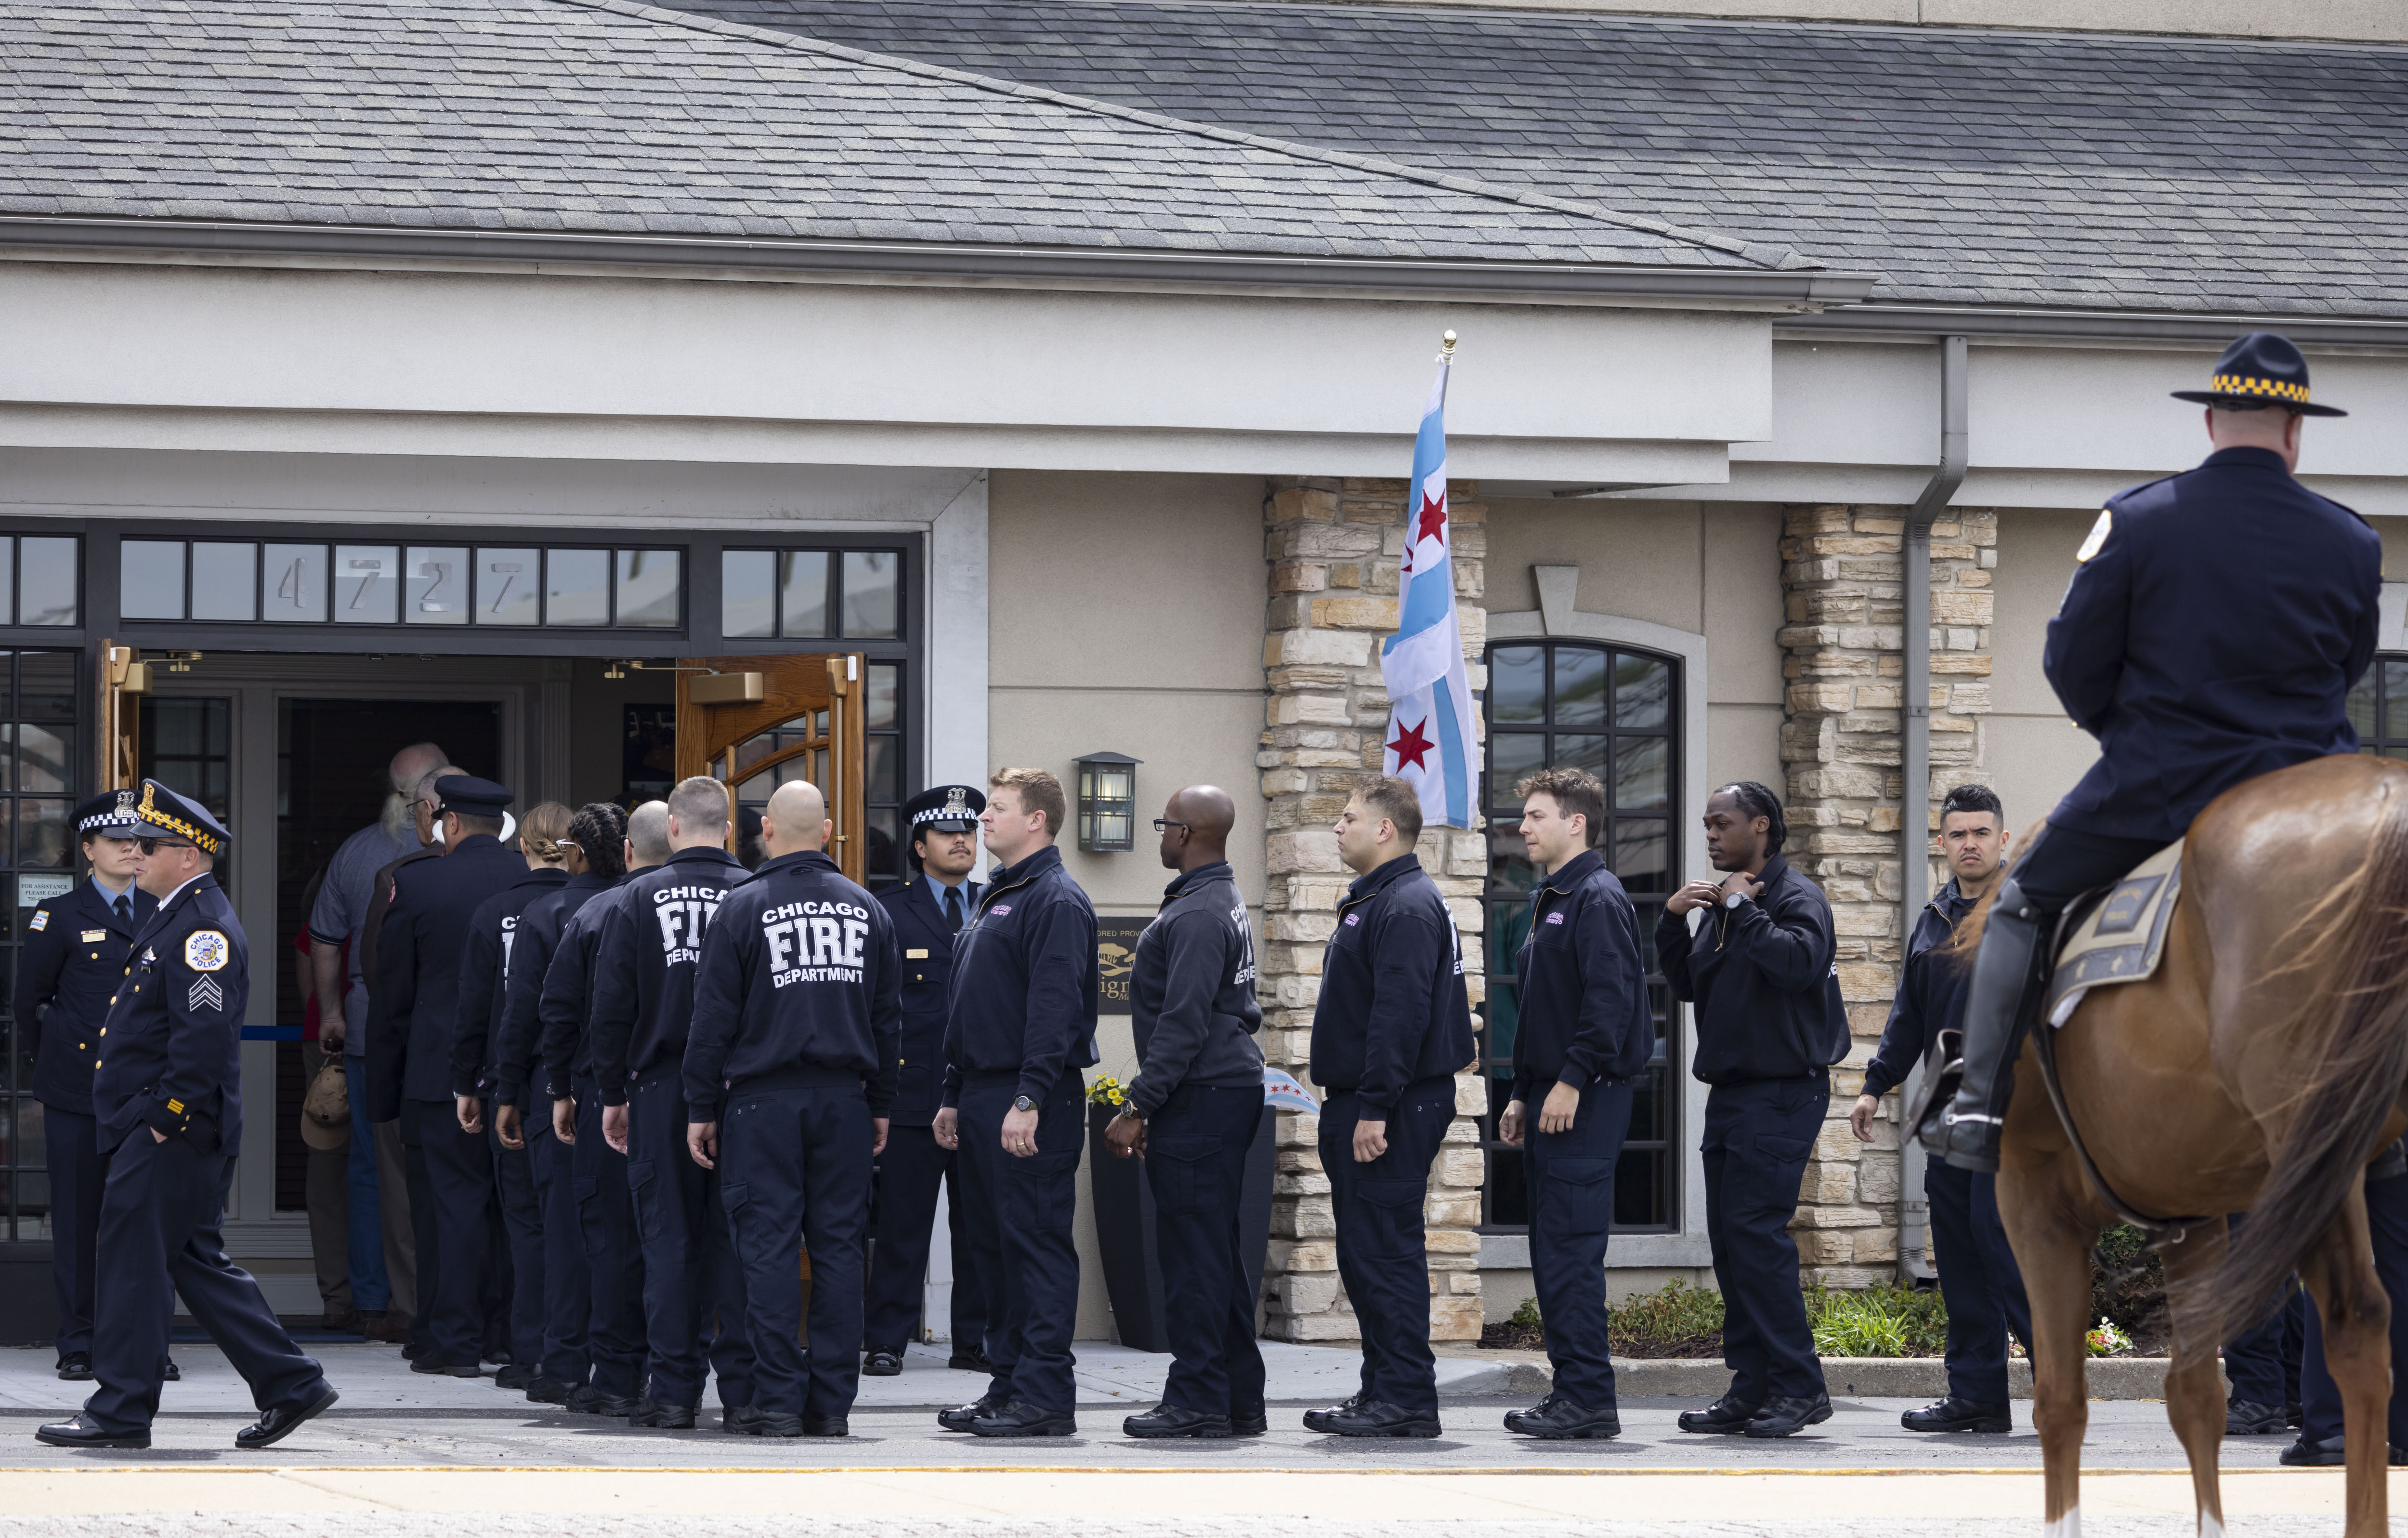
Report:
1607,1277,1726,1358
1806,1282,1950,1358
2092,1224,2169,1350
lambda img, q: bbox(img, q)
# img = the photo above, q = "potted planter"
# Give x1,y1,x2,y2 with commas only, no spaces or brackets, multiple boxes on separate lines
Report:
1086,1100,1276,1354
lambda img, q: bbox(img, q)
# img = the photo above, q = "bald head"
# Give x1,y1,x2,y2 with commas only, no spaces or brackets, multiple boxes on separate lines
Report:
390,741,448,796
1159,784,1235,873
760,780,831,858
627,800,671,868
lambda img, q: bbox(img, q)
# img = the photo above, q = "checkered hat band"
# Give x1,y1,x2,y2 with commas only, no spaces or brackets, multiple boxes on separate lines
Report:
2211,374,2309,403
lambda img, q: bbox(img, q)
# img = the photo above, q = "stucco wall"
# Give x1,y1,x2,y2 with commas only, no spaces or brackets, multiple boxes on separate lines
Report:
1986,508,2095,836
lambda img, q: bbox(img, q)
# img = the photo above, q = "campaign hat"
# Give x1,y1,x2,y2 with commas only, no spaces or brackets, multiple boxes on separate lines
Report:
75,788,143,839
434,774,514,818
2171,332,2345,417
134,779,229,855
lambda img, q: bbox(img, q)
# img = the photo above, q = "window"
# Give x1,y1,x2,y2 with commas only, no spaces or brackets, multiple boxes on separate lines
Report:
0,651,83,1241
2349,658,2408,757
1480,641,1678,1232
720,548,904,642
120,541,681,630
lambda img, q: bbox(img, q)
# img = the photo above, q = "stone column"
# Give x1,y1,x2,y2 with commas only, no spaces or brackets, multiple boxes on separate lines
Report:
1775,502,1996,1288
1256,475,1490,1343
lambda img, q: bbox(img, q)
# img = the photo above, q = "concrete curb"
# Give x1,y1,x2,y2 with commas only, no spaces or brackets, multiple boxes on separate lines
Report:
1446,1355,2175,1401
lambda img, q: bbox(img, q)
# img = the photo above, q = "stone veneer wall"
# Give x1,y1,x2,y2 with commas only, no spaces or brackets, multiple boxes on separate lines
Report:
1776,503,1998,1287
1255,475,1490,1344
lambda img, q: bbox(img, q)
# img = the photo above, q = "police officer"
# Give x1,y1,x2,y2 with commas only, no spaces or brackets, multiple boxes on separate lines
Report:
17,790,157,1381
1104,785,1267,1439
490,800,627,1408
36,782,339,1450
536,801,659,1418
1927,333,2380,1173
367,774,524,1379
1496,768,1649,1441
931,768,1099,1439
1301,775,1476,1440
452,801,573,1394
1659,781,1849,1439
687,779,902,1438
591,777,755,1429
863,783,990,1378
1854,783,2030,1434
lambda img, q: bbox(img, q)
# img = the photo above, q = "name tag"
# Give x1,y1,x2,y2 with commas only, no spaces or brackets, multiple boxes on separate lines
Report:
81,929,107,943
906,948,929,960
1544,912,1566,926
990,905,1011,917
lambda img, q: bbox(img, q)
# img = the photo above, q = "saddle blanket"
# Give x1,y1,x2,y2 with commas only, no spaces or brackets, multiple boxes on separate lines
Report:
2044,838,2183,1027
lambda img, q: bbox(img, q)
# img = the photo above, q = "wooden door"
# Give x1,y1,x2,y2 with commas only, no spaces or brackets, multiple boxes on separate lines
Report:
96,639,148,791
674,654,867,881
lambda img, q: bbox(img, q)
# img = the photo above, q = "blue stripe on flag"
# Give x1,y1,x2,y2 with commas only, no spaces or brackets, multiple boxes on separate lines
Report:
1432,673,1469,826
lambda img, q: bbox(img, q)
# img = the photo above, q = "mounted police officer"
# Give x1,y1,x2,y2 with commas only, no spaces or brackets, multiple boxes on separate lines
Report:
863,783,989,1378
17,789,156,1381
36,782,339,1450
1923,333,2382,1174
687,779,902,1438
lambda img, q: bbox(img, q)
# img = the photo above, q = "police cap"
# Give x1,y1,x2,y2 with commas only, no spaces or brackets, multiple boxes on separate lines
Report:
134,779,229,855
75,787,143,840
434,775,514,818
904,784,984,840
2172,332,2346,418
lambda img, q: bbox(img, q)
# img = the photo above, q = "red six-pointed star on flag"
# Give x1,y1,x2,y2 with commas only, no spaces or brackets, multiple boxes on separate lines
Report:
1402,488,1446,574
1387,716,1434,772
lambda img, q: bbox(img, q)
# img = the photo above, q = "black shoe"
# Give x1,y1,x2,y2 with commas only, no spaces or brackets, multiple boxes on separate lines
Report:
2228,1398,2289,1436
524,1376,577,1407
402,1340,430,1362
55,1353,93,1382
723,1403,763,1435
1744,1393,1834,1438
802,1416,850,1437
1312,1399,1440,1439
746,1411,806,1438
492,1365,537,1392
567,1385,642,1417
1230,1407,1267,1438
938,1392,1009,1433
483,1346,513,1367
1901,1396,2011,1434
1677,1394,1763,1434
1504,1394,1621,1439
947,1346,992,1373
236,1386,340,1450
1925,886,2046,1175
863,1351,903,1377
36,1414,148,1449
411,1359,481,1378
1124,1405,1233,1439
2281,1434,2347,1467
2288,1399,2304,1429
162,1358,181,1382
1300,1393,1366,1433
628,1400,696,1429
968,1399,1077,1438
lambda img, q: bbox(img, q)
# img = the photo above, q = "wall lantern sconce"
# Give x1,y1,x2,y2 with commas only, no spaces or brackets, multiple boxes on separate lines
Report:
1075,751,1143,853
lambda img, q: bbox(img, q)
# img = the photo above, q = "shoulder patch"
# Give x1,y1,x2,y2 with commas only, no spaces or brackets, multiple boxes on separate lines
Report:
184,930,230,972
2076,508,2113,564
27,910,47,932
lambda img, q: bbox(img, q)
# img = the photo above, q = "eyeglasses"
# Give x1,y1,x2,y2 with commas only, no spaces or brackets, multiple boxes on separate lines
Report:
1152,819,1191,834
136,838,195,856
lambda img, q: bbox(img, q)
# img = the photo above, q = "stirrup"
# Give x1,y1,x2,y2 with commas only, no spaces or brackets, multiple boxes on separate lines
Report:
1902,1030,1964,1142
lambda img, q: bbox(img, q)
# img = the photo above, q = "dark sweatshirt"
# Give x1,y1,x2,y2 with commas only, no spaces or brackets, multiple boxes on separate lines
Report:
683,850,902,1112
1510,848,1651,1101
1862,878,1976,1102
451,865,570,1102
1308,853,1476,1113
942,843,1099,1106
1125,860,1266,1119
1654,853,1849,1085
538,871,635,1096
588,845,748,1105
490,870,614,1104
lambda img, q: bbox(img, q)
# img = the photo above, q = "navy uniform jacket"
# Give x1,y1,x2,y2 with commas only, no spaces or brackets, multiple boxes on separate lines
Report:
538,873,634,1098
92,874,246,1157
1125,860,1264,1119
491,872,614,1104
1863,878,1976,1102
874,874,982,1127
1655,854,1849,1085
941,844,1099,1107
1510,848,1651,1103
589,845,748,1106
1308,853,1476,1114
2047,446,2382,844
451,865,570,1102
13,878,157,1116
684,850,903,1113
368,834,526,1118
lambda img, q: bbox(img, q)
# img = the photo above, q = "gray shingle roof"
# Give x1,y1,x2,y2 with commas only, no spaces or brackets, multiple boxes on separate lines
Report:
0,0,1802,271
663,0,2408,318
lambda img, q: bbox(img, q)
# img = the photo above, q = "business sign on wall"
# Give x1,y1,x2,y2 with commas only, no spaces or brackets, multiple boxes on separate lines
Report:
1097,916,1150,1015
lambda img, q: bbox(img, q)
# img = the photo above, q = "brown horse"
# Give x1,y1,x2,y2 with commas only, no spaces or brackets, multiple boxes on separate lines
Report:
1991,753,2408,1538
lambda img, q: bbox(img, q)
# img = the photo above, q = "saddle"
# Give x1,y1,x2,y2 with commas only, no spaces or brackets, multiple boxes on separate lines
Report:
2043,839,2184,1028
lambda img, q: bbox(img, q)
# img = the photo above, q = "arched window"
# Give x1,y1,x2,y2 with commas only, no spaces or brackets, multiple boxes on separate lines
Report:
1481,641,1678,1232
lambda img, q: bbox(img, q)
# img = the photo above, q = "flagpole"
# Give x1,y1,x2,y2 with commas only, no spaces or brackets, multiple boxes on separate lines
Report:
1437,329,1456,409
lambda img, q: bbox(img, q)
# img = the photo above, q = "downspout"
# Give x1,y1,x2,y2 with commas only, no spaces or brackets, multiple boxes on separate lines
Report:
1897,334,1967,1285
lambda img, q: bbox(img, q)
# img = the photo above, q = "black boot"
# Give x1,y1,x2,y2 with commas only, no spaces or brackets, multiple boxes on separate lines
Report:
1920,877,2047,1174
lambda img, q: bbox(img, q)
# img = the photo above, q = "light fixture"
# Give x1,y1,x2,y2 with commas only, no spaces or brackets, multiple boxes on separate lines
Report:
1074,751,1142,854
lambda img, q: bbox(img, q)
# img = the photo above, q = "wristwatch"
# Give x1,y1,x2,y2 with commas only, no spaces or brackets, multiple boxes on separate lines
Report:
1013,1094,1038,1113
1724,890,1748,909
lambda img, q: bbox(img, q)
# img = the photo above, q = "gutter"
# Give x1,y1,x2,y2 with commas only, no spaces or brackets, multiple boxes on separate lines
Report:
1896,333,1967,1285
0,215,1878,309
1787,302,2408,350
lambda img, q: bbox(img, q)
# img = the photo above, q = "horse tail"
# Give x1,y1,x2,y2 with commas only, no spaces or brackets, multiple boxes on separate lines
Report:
2191,770,2408,1346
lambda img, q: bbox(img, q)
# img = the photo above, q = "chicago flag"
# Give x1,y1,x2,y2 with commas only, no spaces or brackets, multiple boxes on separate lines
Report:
1379,346,1478,829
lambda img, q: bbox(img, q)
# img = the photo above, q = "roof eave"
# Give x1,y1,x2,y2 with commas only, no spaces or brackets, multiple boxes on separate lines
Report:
1790,301,2408,349
0,215,1878,310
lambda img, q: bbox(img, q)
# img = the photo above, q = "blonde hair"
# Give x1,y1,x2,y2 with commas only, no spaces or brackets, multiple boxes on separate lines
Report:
990,767,1066,839
519,801,573,864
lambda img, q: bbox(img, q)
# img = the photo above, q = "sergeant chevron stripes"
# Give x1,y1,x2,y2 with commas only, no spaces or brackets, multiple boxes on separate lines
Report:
188,975,224,1012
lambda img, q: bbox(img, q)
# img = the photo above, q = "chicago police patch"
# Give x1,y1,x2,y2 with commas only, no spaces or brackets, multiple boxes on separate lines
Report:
184,930,230,972
2077,508,2113,563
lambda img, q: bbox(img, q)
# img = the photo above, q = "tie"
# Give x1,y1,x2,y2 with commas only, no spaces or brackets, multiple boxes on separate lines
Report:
112,894,130,927
943,884,965,933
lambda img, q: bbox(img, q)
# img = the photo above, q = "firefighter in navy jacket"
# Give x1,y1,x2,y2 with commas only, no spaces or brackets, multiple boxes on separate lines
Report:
16,790,155,1379
1498,770,1649,1441
931,769,1099,1439
863,784,989,1377
686,780,901,1438
1301,777,1475,1441
589,779,756,1429
38,781,338,1452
